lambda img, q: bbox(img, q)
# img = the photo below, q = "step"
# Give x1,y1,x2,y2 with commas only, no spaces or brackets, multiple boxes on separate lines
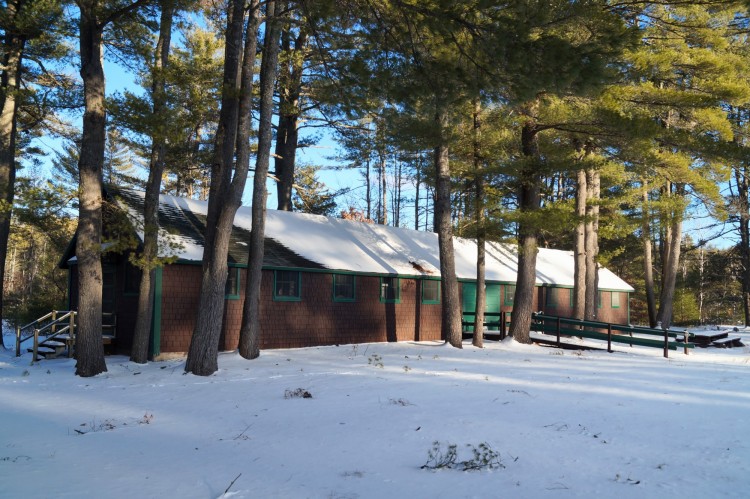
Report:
42,340,67,348
712,337,744,348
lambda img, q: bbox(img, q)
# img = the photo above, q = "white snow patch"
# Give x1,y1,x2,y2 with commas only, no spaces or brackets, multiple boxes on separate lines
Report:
1,332,747,498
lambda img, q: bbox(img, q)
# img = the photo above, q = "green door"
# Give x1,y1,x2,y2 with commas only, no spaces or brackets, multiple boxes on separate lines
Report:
462,283,501,331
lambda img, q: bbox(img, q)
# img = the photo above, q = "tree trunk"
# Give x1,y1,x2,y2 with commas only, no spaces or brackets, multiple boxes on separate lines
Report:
736,164,750,326
0,2,25,350
584,169,600,321
641,183,657,327
434,104,461,348
509,118,541,344
130,0,175,363
573,167,586,320
75,5,108,377
239,0,282,360
472,101,484,348
275,23,307,211
656,184,685,329
185,0,250,376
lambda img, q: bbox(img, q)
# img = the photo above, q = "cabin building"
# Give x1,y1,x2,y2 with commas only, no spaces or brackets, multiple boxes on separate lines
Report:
61,189,634,359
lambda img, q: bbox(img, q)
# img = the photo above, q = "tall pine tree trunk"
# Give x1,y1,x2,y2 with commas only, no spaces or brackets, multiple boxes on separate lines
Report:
130,0,175,363
656,183,685,329
434,103,461,348
472,101,485,348
239,0,282,360
584,169,600,321
735,165,750,326
185,0,252,376
509,117,541,344
0,2,25,350
275,22,307,211
641,182,657,327
75,4,108,377
573,166,587,321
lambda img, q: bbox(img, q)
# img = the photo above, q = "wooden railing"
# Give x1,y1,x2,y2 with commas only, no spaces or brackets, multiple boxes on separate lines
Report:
531,312,694,358
16,311,77,360
462,311,512,340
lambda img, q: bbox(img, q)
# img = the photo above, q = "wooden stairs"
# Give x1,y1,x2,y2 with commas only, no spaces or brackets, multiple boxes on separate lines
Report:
15,311,116,361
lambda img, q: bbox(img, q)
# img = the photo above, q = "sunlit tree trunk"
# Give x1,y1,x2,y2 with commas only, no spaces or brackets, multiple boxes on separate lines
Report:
509,115,541,344
239,0,282,359
131,0,175,363
642,182,657,327
185,0,251,376
434,103,461,348
0,1,25,350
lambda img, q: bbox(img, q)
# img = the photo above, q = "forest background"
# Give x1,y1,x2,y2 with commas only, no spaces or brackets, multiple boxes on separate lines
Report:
4,0,750,375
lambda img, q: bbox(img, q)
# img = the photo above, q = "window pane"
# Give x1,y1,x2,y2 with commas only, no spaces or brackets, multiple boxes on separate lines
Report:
225,268,239,297
334,274,355,301
423,280,439,303
381,277,399,301
504,285,515,305
611,292,620,308
275,271,300,298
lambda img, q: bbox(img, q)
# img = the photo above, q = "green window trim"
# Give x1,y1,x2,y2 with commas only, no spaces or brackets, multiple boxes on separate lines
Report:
274,270,301,301
422,280,440,304
504,285,515,306
333,274,356,302
597,290,603,309
611,291,621,309
379,277,401,303
225,267,240,300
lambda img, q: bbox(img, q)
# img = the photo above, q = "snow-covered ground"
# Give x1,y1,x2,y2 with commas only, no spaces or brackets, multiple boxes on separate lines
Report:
1,328,748,499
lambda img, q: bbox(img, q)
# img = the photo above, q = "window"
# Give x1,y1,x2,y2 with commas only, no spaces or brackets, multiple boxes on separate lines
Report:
123,263,141,295
225,267,240,299
611,291,620,309
546,287,558,307
504,285,515,306
597,290,603,309
274,270,301,301
380,277,400,303
333,274,356,302
422,280,440,304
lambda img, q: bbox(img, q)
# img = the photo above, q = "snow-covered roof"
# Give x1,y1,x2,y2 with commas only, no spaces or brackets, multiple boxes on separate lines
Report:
113,189,634,292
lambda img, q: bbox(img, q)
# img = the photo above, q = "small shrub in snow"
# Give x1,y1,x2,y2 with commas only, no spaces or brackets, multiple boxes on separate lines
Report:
367,354,383,368
388,398,412,406
421,441,504,471
284,388,312,399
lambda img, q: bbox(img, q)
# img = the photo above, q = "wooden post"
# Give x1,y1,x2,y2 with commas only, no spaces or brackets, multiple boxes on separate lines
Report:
607,324,612,353
69,312,76,358
683,330,688,355
15,325,21,357
663,328,669,358
556,316,561,348
32,328,39,363
51,310,58,336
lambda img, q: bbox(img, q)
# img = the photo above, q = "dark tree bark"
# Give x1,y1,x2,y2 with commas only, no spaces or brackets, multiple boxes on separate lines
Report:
584,169,600,321
656,183,685,329
735,165,750,326
472,100,484,348
75,0,152,377
185,0,256,376
508,117,541,344
130,0,175,363
0,0,26,350
275,20,307,211
434,104,461,348
573,167,586,320
239,0,282,360
641,182,657,327
76,3,108,377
